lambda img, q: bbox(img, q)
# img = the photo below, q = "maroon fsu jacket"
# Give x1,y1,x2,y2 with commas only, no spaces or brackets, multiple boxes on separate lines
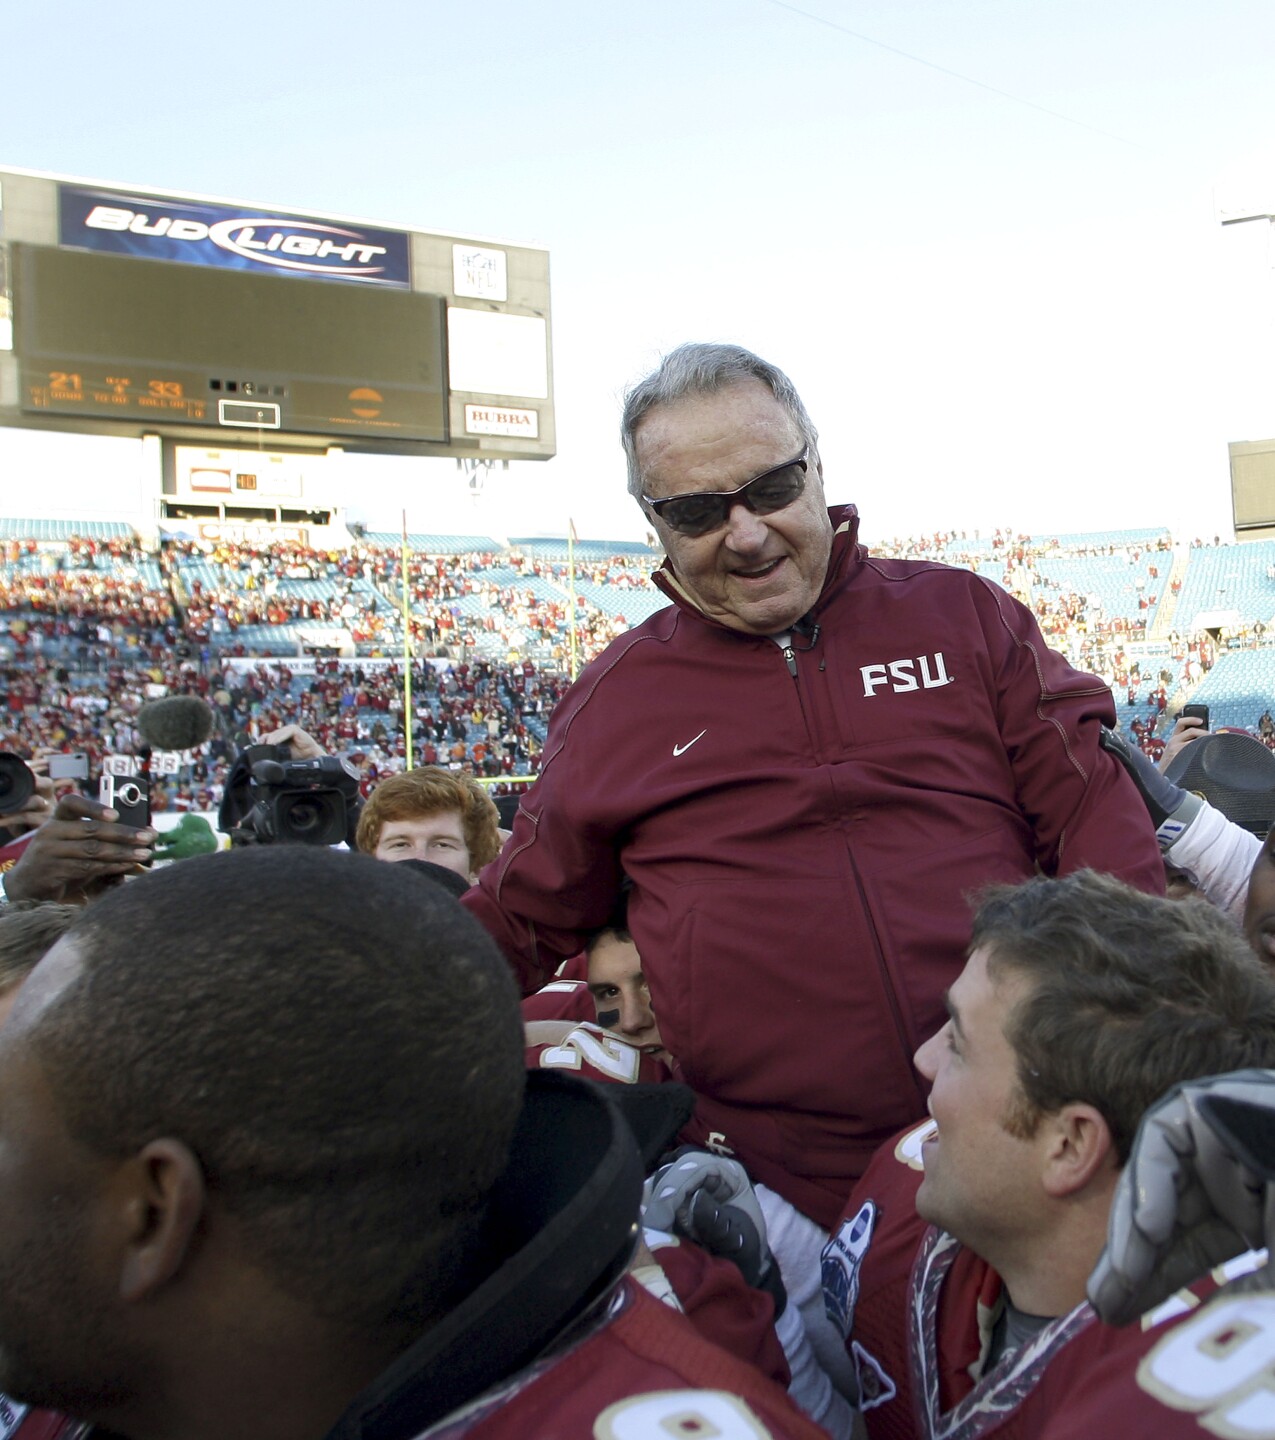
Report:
464,505,1163,1227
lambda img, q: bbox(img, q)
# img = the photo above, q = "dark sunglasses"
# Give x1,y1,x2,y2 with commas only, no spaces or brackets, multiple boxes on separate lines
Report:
643,447,810,538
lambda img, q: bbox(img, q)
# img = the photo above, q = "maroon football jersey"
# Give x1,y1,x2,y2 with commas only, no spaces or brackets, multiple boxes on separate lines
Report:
524,1018,673,1086
519,977,595,1026
0,1400,88,1439
419,1278,827,1439
639,1231,789,1390
822,1119,1275,1440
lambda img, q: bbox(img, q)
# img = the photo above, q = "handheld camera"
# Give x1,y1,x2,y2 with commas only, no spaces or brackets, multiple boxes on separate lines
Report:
99,773,151,830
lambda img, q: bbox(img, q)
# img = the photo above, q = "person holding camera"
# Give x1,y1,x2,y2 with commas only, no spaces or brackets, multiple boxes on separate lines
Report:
1,751,154,906
1,789,156,905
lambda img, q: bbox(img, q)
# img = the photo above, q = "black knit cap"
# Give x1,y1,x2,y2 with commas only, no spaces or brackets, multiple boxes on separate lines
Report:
1165,731,1275,836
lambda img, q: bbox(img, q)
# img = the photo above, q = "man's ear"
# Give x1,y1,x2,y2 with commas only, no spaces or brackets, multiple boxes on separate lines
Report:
1040,1103,1115,1199
115,1138,206,1303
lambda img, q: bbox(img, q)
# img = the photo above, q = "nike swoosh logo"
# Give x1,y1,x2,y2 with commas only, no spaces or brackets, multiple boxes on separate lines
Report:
672,729,707,757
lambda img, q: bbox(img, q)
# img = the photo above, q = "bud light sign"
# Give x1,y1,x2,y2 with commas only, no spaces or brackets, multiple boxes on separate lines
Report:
59,186,411,288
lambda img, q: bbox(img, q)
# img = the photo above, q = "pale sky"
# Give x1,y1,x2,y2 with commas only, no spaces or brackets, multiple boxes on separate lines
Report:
3,0,1275,549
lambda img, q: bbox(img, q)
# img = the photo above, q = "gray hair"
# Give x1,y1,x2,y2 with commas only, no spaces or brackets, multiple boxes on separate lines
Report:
620,343,819,497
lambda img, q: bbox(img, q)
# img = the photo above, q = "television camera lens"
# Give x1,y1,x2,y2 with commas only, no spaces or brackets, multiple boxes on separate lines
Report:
0,755,37,814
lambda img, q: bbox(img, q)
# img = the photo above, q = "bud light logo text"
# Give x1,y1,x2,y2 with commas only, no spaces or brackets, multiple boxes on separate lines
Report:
59,186,411,288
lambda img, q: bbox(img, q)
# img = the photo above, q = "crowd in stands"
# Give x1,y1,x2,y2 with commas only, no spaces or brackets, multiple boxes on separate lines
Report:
0,534,177,661
164,536,385,645
217,656,564,799
157,535,640,663
3,522,1275,811
0,652,567,816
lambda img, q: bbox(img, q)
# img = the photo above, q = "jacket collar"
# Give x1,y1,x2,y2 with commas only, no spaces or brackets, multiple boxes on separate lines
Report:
326,1071,644,1440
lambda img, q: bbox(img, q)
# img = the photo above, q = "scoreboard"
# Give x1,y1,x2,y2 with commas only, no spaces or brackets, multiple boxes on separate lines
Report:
1230,439,1275,536
0,168,554,460
12,243,448,441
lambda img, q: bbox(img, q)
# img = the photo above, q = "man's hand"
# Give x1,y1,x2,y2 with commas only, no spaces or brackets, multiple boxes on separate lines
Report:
3,793,156,904
643,1148,786,1313
1158,714,1209,773
1088,1070,1275,1326
261,724,325,760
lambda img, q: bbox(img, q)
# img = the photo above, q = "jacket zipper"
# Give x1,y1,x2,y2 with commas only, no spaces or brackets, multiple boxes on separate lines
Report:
784,635,928,1110
846,850,930,1111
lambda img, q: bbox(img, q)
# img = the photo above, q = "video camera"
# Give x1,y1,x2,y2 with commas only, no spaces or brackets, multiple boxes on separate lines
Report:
219,744,361,848
0,753,36,815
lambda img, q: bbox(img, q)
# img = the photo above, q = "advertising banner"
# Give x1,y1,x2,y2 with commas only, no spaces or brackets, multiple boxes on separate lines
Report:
59,185,411,288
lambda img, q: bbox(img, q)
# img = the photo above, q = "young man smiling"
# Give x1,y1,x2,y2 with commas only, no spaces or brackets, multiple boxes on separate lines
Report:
820,870,1275,1439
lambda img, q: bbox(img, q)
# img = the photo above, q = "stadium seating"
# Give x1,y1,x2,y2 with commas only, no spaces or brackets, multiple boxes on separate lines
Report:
1035,527,1170,551
0,517,135,541
1027,555,1164,624
507,536,655,563
363,531,503,554
1183,649,1275,732
1170,541,1275,633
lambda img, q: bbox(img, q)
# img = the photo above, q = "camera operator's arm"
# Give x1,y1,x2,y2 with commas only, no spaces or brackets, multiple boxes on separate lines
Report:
3,793,155,904
1099,725,1258,921
262,725,325,761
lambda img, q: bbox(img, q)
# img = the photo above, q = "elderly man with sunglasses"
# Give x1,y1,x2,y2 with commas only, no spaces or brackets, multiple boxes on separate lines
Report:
464,342,1161,1232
